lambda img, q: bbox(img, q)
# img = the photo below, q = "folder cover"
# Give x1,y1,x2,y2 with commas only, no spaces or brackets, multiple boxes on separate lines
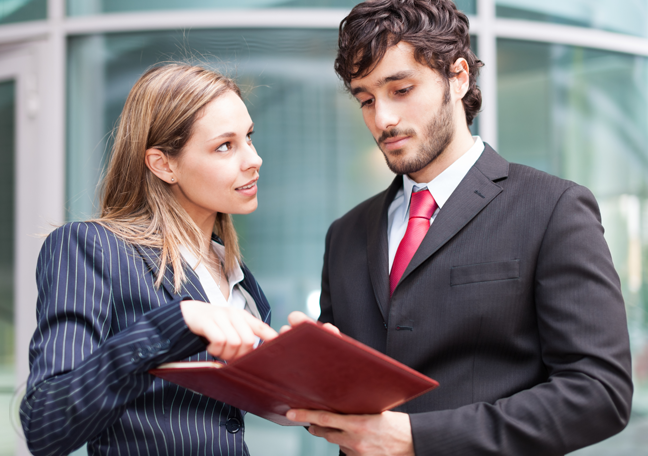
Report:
150,321,439,426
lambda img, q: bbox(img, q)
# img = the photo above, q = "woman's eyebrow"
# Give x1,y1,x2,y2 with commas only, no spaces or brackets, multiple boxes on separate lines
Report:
206,132,236,143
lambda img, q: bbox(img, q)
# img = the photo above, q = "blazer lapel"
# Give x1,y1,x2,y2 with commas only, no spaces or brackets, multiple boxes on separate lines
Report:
367,176,403,319
134,243,209,302
397,145,510,289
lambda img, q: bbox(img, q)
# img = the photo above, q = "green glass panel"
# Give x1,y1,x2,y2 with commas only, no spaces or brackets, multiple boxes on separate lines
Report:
496,0,648,38
0,80,15,456
67,0,363,15
498,38,648,451
455,0,476,15
0,0,46,24
67,0,476,16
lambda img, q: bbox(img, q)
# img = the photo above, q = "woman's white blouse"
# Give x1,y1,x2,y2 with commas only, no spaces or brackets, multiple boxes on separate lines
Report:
179,241,247,310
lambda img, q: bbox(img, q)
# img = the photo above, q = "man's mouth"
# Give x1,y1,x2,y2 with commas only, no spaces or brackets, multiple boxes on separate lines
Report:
382,136,410,151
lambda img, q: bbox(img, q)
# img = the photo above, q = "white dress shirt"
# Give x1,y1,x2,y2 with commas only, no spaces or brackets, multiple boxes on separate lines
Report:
179,241,247,310
387,136,485,271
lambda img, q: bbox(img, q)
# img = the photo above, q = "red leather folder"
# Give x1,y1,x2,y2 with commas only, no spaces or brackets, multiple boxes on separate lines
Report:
150,321,439,426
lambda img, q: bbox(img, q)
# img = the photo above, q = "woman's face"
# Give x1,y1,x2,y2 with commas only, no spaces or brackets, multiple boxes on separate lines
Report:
169,90,262,224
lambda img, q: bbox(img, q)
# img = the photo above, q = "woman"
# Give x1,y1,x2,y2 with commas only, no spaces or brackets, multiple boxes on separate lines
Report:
20,64,277,456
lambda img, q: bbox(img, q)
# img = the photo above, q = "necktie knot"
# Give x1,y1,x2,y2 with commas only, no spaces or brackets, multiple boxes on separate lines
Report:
409,190,437,220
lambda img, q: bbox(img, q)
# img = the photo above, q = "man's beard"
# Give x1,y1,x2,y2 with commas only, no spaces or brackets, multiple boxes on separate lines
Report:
378,97,454,176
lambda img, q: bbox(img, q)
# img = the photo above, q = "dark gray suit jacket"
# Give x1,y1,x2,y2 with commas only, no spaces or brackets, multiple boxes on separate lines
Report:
319,145,632,455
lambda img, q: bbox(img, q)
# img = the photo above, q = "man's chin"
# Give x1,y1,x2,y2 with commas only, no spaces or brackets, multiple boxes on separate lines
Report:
384,153,429,176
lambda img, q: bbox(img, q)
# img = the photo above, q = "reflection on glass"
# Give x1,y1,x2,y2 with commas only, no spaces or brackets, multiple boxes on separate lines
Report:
497,38,648,452
496,0,648,38
66,0,477,16
0,81,16,456
0,0,46,24
67,0,362,16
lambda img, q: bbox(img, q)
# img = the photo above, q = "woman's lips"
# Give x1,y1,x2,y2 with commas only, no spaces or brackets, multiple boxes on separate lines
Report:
236,179,258,196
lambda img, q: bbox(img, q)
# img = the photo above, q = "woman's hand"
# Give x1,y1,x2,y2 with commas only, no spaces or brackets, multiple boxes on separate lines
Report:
180,300,278,360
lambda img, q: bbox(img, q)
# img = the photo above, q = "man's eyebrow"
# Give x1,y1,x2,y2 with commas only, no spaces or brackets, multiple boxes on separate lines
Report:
351,70,416,96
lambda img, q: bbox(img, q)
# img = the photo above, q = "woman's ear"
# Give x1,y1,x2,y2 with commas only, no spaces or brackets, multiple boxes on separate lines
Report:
145,148,176,184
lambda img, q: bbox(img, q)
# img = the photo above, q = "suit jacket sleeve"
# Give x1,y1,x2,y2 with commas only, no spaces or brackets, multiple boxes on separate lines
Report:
19,223,207,456
408,184,632,455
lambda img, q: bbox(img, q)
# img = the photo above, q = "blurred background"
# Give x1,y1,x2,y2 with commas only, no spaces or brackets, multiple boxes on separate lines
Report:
1,0,648,454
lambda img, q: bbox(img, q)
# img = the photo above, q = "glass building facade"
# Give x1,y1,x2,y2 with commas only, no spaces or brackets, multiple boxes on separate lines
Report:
1,1,648,455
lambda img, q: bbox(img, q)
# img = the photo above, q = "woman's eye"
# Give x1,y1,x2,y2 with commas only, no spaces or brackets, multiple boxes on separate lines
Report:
216,142,231,152
247,132,254,142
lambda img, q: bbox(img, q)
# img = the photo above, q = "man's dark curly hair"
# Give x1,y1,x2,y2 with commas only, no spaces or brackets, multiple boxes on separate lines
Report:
334,0,483,126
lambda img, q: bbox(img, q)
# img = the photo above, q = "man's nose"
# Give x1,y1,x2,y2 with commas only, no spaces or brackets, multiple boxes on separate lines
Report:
374,100,399,131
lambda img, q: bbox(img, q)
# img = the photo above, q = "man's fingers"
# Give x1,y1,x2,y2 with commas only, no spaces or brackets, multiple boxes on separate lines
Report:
322,322,341,335
287,311,313,327
286,409,347,430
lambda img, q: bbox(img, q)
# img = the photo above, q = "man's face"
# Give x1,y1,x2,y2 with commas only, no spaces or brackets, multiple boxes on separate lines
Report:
350,42,457,178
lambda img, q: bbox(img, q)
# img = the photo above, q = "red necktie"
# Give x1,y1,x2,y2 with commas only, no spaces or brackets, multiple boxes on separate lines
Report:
390,190,438,296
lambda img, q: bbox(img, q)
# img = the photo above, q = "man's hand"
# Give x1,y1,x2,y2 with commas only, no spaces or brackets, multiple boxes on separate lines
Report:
286,409,414,456
280,310,340,335
180,300,277,360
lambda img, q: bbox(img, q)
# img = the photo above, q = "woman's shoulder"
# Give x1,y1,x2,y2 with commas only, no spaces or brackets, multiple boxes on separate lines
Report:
43,221,124,251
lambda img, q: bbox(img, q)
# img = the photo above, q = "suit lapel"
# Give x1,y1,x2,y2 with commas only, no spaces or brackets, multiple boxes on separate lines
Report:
367,176,403,319
134,243,208,302
396,145,509,291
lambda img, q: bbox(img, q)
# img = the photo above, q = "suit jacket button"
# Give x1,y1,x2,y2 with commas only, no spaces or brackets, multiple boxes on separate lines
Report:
226,418,242,434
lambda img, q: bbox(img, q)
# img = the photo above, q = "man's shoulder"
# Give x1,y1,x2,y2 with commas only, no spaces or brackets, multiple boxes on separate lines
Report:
504,161,584,197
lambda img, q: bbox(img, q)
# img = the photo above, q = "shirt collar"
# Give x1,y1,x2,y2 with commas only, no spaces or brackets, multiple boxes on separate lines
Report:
401,136,485,222
178,241,245,298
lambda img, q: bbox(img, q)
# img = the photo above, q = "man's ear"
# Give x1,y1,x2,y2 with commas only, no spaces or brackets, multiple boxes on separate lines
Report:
450,58,470,100
145,148,176,184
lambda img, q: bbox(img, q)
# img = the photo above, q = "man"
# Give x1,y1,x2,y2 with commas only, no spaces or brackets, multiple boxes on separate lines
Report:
286,0,633,455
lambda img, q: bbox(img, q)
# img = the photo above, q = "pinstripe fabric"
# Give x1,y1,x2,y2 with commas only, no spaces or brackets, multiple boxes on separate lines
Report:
20,222,271,456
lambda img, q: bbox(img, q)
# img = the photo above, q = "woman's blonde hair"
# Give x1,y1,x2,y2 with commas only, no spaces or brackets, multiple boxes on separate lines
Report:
97,64,243,292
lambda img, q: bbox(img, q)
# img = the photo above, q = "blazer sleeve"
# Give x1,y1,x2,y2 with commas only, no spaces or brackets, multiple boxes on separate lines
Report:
19,223,207,456
409,185,633,455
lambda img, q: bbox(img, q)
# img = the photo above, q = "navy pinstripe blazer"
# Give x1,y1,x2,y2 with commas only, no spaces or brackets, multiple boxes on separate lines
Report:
20,221,271,456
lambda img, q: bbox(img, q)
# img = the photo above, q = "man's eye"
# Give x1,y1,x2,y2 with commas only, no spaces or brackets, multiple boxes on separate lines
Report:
216,142,231,152
360,98,374,108
396,87,413,95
